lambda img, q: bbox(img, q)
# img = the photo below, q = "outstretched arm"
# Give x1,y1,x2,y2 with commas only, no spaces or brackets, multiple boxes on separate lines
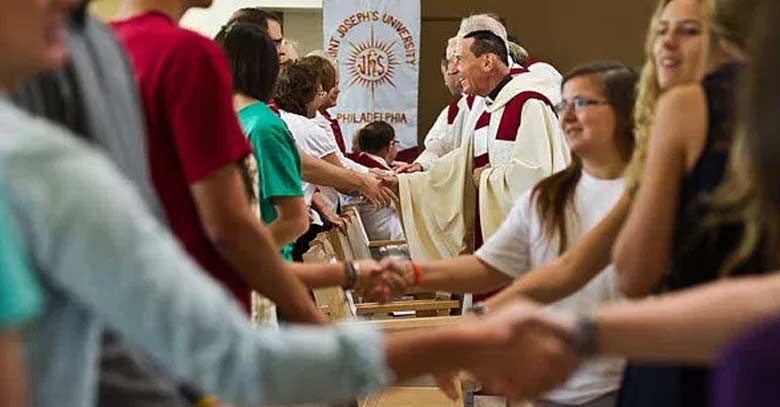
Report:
594,273,780,363
300,150,393,206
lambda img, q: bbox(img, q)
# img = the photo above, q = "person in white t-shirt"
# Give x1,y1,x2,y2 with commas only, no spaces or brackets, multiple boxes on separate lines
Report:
304,54,372,219
276,60,347,257
386,61,638,407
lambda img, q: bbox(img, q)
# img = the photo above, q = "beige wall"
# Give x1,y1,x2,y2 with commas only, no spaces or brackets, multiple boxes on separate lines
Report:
89,0,657,146
415,0,657,145
284,10,324,56
90,0,122,20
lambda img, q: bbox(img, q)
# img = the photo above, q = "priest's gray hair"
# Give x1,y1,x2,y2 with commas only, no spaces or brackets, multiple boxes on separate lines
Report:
445,37,458,61
457,14,516,66
457,14,507,41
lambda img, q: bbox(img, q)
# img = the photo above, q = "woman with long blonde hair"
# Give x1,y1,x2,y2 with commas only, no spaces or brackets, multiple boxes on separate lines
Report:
610,0,764,405
481,0,710,306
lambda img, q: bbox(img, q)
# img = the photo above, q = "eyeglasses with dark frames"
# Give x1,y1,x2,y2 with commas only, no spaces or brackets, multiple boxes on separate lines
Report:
554,96,610,114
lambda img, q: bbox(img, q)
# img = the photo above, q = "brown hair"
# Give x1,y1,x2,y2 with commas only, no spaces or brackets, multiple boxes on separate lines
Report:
299,55,337,93
274,60,321,116
357,121,395,154
532,61,637,253
215,22,279,102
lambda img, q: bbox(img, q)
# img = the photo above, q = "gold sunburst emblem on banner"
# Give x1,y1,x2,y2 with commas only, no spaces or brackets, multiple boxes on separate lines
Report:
345,26,400,103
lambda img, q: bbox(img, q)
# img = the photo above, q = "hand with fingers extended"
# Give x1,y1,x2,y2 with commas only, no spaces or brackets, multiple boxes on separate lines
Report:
376,173,399,200
321,210,347,231
394,162,423,174
358,173,396,207
458,300,580,402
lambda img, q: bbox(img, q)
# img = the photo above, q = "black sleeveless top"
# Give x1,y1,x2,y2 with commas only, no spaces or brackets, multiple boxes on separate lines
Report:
618,64,766,407
666,63,764,290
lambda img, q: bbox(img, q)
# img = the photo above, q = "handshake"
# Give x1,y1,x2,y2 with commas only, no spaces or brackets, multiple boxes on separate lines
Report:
347,258,416,302
350,259,587,402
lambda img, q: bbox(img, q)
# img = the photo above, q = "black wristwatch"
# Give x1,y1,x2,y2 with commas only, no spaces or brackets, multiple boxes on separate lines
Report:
344,261,358,289
466,302,489,316
570,314,599,357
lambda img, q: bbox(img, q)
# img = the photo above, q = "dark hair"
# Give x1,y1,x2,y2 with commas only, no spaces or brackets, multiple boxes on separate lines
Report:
357,121,395,154
299,55,337,94
274,60,321,116
440,53,449,69
532,61,638,253
463,30,508,66
215,23,279,102
215,8,282,42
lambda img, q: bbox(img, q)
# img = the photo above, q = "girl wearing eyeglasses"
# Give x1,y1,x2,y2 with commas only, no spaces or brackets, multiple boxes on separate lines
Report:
389,61,637,406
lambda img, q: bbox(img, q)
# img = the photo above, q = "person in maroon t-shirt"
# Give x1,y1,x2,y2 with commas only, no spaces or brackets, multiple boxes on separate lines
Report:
111,0,397,322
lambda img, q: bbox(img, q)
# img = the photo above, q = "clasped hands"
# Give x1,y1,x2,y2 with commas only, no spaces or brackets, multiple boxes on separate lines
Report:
348,258,411,302
353,258,583,402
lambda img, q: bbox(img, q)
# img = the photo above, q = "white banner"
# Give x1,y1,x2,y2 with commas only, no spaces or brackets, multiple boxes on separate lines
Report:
323,0,420,156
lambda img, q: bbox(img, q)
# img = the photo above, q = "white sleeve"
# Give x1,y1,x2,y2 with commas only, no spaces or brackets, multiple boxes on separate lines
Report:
304,123,338,159
337,151,370,173
285,115,337,159
475,191,533,278
415,107,449,170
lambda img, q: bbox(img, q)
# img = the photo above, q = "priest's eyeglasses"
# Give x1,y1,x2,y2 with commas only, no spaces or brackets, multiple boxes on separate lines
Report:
554,97,609,114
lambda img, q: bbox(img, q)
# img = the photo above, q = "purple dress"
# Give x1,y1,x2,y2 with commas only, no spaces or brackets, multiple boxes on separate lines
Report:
713,316,780,406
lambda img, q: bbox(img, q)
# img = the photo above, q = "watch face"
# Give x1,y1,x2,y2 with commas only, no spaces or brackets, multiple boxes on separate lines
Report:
469,303,487,316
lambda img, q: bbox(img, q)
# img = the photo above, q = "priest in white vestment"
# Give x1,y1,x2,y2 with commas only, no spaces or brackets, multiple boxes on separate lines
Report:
397,30,569,261
404,37,465,172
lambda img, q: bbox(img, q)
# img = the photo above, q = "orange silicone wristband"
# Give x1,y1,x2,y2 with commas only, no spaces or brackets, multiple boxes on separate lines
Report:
411,261,422,286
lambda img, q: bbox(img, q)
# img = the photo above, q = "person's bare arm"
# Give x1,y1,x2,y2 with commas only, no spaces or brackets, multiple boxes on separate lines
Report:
389,256,512,294
0,332,26,407
299,150,392,206
191,164,326,324
287,259,407,302
320,152,342,168
613,85,707,298
593,273,780,363
483,194,631,307
268,196,309,249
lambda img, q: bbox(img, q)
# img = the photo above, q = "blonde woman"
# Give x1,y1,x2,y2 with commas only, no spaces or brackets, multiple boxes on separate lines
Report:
611,0,764,404
472,0,763,406
483,0,710,307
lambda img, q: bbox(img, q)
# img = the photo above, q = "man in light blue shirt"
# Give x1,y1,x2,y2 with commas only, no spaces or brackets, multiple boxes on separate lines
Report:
0,94,389,406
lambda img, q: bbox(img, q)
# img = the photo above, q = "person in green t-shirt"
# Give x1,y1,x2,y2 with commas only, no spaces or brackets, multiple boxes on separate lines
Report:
218,22,308,261
0,190,41,407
